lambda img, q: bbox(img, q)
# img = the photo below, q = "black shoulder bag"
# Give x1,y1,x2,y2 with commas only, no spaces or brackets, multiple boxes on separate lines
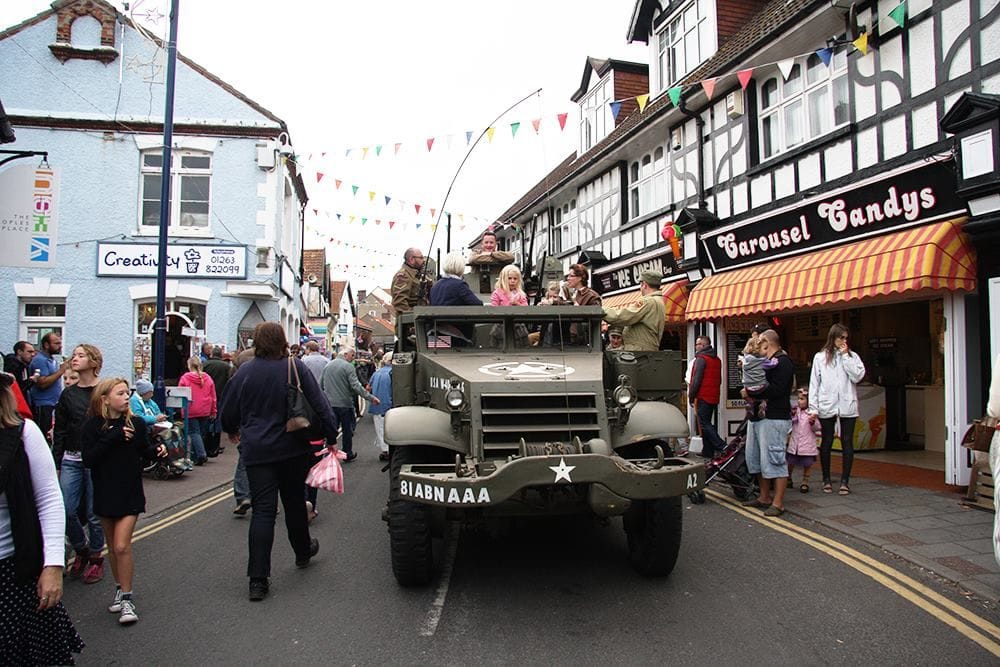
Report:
286,357,324,441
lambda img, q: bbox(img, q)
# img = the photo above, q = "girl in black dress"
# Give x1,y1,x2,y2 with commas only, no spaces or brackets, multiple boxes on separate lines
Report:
81,378,166,626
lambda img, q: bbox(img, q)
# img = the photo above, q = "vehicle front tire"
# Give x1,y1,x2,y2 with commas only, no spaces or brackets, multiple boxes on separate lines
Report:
388,446,433,586
623,496,682,577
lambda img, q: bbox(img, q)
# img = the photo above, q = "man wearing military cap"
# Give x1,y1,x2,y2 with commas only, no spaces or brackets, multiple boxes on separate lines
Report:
391,247,433,314
602,270,665,351
606,328,624,350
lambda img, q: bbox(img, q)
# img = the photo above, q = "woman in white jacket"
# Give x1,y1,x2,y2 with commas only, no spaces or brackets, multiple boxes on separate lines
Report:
987,354,1000,568
808,324,866,495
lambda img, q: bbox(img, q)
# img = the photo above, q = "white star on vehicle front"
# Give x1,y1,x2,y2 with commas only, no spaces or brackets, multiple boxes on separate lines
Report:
549,457,576,483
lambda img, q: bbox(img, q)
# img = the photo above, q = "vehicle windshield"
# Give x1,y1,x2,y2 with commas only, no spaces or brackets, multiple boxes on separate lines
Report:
421,315,597,352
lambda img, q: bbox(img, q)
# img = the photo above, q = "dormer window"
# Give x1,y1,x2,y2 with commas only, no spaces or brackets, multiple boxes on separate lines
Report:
655,0,716,93
580,78,611,153
758,49,849,160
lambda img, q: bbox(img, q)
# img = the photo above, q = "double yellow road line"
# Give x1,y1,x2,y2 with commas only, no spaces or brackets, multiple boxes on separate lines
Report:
131,486,233,544
706,488,1000,657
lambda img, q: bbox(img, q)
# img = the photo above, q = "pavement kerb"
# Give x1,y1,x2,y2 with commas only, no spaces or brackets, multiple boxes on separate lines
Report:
137,478,235,529
781,504,1000,602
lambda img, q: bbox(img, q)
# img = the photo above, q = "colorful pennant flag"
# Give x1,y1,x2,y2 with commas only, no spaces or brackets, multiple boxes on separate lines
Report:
557,113,568,129
701,78,717,100
375,145,382,156
316,172,324,183
510,121,520,138
636,95,649,113
389,221,396,229
384,195,391,206
351,185,359,196
361,147,369,159
815,47,833,66
426,137,435,152
486,127,496,143
335,179,342,190
415,204,421,215
777,59,795,80
737,68,754,90
888,1,906,28
853,32,869,56
465,130,473,144
667,87,682,107
394,143,401,155
610,101,622,120
531,118,541,134
368,191,376,202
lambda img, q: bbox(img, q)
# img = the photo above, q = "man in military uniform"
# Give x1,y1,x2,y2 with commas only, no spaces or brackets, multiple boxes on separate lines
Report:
391,247,433,314
468,230,514,266
602,270,665,351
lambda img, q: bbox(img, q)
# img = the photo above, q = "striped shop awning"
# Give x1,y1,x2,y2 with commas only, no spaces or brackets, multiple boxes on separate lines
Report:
600,280,689,324
686,218,976,320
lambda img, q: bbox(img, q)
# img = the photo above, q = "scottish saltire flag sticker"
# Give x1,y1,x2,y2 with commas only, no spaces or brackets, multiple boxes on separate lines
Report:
30,237,50,262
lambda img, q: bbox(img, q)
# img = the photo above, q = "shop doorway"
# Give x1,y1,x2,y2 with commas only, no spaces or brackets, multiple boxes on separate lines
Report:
150,312,195,386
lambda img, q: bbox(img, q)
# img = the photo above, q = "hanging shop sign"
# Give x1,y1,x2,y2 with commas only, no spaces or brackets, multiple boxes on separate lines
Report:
96,242,247,279
593,246,680,294
700,160,965,272
0,163,60,268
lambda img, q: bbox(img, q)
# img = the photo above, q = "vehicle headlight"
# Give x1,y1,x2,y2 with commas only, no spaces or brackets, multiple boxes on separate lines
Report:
446,379,465,410
612,374,638,410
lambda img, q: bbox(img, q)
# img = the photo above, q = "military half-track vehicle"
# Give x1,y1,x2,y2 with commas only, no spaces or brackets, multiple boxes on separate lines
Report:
383,305,705,585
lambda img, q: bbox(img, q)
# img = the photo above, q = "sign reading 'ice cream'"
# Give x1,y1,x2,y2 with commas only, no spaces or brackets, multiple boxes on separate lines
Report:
96,242,247,279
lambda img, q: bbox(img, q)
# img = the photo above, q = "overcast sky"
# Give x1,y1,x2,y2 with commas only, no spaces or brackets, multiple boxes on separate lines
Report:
1,0,648,289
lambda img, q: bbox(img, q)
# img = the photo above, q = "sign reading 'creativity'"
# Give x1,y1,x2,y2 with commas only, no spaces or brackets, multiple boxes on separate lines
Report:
0,163,59,268
96,242,248,279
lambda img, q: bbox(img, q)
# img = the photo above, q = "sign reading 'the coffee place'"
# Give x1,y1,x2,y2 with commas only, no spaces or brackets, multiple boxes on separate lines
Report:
700,160,964,271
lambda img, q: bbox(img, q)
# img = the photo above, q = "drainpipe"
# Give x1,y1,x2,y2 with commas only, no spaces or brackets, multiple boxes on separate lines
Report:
677,98,707,210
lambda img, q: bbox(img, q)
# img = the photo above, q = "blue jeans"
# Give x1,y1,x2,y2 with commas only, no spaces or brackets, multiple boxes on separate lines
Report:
694,400,726,458
333,406,356,455
234,444,249,504
187,416,209,461
60,458,105,554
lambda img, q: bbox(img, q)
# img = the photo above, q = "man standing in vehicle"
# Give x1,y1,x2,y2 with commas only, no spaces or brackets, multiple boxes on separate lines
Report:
689,335,726,459
602,271,665,352
391,248,433,314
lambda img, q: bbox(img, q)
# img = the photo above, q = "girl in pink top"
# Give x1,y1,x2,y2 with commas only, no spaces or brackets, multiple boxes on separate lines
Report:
787,388,822,493
178,357,217,465
490,265,528,306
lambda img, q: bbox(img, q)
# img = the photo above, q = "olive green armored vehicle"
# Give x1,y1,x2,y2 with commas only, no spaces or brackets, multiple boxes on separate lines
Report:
384,303,705,586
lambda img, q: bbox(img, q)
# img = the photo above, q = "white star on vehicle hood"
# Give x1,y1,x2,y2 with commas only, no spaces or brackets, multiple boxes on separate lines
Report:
548,457,576,483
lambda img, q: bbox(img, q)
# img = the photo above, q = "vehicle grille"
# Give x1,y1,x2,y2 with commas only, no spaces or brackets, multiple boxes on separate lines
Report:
479,392,601,457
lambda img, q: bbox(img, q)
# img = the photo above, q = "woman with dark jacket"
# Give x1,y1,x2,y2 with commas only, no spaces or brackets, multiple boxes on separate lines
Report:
0,372,85,663
220,322,340,601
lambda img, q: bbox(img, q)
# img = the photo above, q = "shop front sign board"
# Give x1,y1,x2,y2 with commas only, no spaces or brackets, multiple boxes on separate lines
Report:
701,160,965,272
593,246,680,294
0,163,60,268
96,242,247,279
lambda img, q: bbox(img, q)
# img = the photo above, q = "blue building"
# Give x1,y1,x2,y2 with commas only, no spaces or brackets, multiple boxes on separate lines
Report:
0,0,308,382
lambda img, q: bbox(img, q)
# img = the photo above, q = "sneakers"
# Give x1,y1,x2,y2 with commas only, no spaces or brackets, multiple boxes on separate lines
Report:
118,598,138,624
249,578,269,601
108,587,123,613
295,537,320,568
233,499,252,516
83,556,104,584
306,501,318,523
68,550,89,579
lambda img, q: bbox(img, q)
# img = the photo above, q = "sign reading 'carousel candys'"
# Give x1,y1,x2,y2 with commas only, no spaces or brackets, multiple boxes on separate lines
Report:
0,163,59,268
700,160,965,271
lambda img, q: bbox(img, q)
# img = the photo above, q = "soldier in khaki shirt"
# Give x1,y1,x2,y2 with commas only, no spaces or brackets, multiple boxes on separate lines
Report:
391,248,433,314
602,270,665,351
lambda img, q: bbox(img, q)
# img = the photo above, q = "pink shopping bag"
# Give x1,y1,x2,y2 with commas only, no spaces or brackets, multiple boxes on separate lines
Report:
306,448,346,493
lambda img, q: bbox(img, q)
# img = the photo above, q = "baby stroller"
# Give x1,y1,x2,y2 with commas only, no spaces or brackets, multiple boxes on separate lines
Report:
688,417,758,504
142,420,190,480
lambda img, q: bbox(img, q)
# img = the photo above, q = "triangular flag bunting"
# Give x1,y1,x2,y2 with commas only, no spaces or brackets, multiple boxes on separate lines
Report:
368,191,376,202
389,221,396,229
531,118,541,134
361,217,367,225
375,144,382,156
465,130,473,144
351,185,359,196
557,113,568,130
430,224,437,231
888,1,906,28
486,127,496,143
335,179,342,189
361,147,369,159
510,121,520,138
316,172,324,183
336,213,341,220
636,95,649,113
415,223,421,230
345,148,352,157
853,32,869,56
426,137,435,152
349,215,356,223
312,208,318,216
609,101,622,120
415,204,421,215
384,195,391,206
815,47,833,66
737,68,754,89
777,59,795,80
430,208,436,218
667,87,682,107
701,78,717,100
375,219,381,225
394,143,401,155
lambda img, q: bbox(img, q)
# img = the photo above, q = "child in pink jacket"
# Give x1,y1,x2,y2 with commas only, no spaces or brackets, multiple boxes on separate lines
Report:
788,388,822,493
178,357,217,465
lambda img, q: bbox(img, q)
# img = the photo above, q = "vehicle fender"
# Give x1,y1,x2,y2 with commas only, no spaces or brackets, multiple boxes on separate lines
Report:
611,400,689,449
384,406,468,453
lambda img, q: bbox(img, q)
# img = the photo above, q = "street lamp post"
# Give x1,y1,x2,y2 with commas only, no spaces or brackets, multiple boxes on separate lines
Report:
153,0,181,408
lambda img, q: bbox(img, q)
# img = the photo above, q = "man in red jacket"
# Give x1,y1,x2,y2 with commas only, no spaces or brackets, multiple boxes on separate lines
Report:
689,335,726,459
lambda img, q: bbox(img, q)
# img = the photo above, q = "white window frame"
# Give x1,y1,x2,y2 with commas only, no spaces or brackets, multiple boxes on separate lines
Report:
628,146,667,220
757,49,849,161
580,78,611,153
138,149,213,237
19,299,66,344
549,199,577,255
654,0,716,93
